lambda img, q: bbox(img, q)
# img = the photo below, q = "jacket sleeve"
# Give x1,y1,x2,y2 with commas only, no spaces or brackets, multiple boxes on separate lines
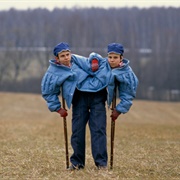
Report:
41,72,62,112
115,71,138,114
72,52,106,75
71,54,90,72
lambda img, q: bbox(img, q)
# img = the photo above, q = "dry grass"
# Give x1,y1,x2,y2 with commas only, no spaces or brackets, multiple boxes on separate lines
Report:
0,92,180,179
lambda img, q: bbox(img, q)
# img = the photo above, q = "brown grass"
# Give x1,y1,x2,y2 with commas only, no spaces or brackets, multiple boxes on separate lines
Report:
0,92,180,179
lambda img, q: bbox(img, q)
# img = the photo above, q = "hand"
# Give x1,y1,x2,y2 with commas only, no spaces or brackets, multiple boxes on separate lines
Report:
91,58,99,72
110,109,121,121
57,108,68,117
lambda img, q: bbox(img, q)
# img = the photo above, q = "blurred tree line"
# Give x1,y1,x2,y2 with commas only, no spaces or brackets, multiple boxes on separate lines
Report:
0,7,179,101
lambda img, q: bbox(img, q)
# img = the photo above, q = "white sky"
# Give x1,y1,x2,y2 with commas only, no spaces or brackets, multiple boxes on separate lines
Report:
0,0,180,10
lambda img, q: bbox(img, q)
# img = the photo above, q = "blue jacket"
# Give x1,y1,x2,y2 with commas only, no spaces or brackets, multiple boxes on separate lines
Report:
107,58,138,114
41,54,111,112
72,53,138,114
73,52,111,92
41,59,77,111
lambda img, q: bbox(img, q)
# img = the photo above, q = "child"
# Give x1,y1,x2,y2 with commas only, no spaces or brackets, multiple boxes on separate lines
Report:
41,42,77,117
70,44,138,170
106,43,138,120
41,42,110,113
84,43,138,120
41,42,111,170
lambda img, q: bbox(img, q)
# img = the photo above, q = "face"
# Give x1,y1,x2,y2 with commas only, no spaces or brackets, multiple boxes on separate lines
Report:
108,53,122,68
56,51,71,66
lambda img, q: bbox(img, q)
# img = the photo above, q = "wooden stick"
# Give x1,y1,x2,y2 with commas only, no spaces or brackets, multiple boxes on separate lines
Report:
110,82,117,169
62,96,69,169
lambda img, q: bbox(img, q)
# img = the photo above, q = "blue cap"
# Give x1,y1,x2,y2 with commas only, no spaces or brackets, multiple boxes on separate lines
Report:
53,42,70,56
107,43,124,55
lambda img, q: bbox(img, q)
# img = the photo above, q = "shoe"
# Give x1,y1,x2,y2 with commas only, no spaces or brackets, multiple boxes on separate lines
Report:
67,164,84,171
67,165,76,171
97,166,108,170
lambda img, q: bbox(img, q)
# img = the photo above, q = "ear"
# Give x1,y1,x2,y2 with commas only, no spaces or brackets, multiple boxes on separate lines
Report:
120,55,123,60
55,56,59,61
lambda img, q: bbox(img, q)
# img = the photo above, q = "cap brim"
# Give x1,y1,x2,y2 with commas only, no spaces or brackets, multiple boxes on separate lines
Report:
108,51,121,54
57,49,71,54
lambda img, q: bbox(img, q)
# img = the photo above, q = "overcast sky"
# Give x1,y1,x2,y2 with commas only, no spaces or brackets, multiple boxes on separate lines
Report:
0,0,180,10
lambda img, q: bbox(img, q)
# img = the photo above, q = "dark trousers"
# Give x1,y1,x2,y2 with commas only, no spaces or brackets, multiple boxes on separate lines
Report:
70,88,107,167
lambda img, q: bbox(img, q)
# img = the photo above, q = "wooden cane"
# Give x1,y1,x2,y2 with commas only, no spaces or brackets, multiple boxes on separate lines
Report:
110,82,117,169
62,96,69,169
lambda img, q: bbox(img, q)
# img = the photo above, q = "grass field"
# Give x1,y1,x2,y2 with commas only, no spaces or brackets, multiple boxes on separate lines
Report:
0,92,180,179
